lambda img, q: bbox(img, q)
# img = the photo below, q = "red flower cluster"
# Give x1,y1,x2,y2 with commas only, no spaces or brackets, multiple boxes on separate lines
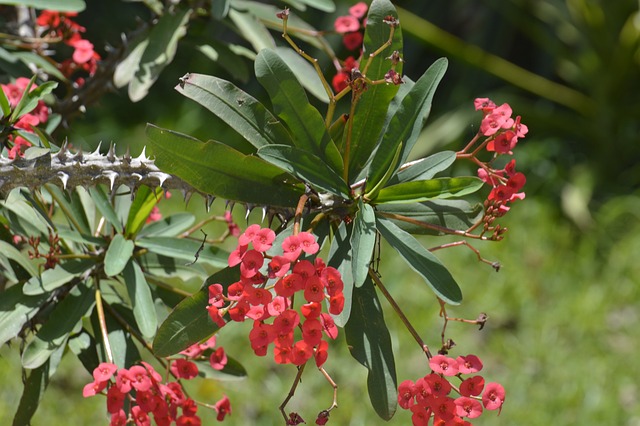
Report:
208,225,344,368
332,56,359,93
82,361,232,425
474,98,528,217
1,77,50,158
37,10,100,83
334,2,368,50
397,354,505,425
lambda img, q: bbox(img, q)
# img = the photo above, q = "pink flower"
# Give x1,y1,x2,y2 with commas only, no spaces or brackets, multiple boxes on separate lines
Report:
482,382,505,411
93,362,118,382
214,395,232,421
460,375,485,397
455,396,483,419
349,2,368,19
281,235,302,261
239,224,261,246
209,347,228,370
131,405,151,426
429,354,459,376
82,379,107,397
71,39,95,64
334,15,360,33
128,365,152,392
252,227,275,252
456,354,483,374
171,359,199,380
474,97,496,113
298,232,319,254
398,379,416,409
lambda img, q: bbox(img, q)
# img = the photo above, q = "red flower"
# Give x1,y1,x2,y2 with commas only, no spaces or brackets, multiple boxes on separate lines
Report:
342,31,363,50
423,373,452,398
302,318,323,346
456,354,483,374
332,72,349,93
482,382,505,411
171,359,199,380
334,15,360,33
348,2,368,19
131,405,151,426
109,410,127,426
460,375,485,397
398,379,416,409
240,249,264,278
215,395,232,421
429,354,459,376
303,275,325,303
455,396,483,419
106,386,126,413
290,340,313,365
93,362,118,382
314,340,329,367
176,415,202,426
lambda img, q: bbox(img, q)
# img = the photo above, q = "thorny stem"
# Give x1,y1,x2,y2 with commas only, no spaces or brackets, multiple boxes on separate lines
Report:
94,280,114,364
429,240,500,271
377,211,492,240
279,363,307,422
368,268,432,359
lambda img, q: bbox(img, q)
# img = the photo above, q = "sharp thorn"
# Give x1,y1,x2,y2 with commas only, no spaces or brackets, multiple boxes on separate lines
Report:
107,142,116,162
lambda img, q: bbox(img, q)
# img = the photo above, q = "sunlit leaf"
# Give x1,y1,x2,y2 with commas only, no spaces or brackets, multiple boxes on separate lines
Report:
0,285,48,347
89,186,123,233
351,200,376,287
0,0,85,11
388,151,456,185
22,258,96,295
136,237,228,268
104,234,135,277
123,260,157,339
373,177,483,204
125,185,163,238
228,8,275,53
137,213,195,238
345,276,397,420
195,353,247,381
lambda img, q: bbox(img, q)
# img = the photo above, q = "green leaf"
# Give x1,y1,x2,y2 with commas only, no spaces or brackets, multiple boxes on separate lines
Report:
13,51,67,81
195,42,251,83
22,258,96,295
388,151,456,185
128,8,190,102
153,267,238,357
255,48,343,175
273,47,329,103
0,78,10,117
146,124,303,207
138,252,207,280
136,237,228,268
257,145,350,198
113,28,150,89
176,73,293,149
0,0,85,11
68,330,100,375
0,285,48,347
90,301,141,369
350,200,376,287
373,177,483,204
125,185,163,238
46,185,92,235
195,353,247,381
12,360,49,426
376,199,484,235
104,234,135,277
211,0,230,19
291,0,334,12
89,186,123,233
0,240,38,277
137,213,194,238
22,279,95,369
1,189,49,237
9,78,58,123
376,216,462,304
123,260,157,339
345,0,403,183
327,222,354,327
367,58,448,188
345,276,397,420
228,8,275,52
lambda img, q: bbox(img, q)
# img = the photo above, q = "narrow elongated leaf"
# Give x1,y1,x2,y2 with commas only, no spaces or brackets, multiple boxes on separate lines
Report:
292,0,334,12
129,8,190,102
0,240,38,277
195,353,247,381
46,185,91,235
23,258,96,295
345,0,402,183
176,73,293,149
68,330,100,374
350,200,376,287
113,28,149,89
376,216,462,304
123,260,157,339
0,0,85,11
0,285,48,346
273,47,329,103
12,360,49,426
211,0,230,19
137,213,194,238
104,234,135,277
153,267,238,357
90,302,141,369
373,177,483,204
376,199,484,235
22,280,95,369
389,151,456,185
257,145,350,198
327,222,354,327
10,79,57,122
146,124,303,207
0,77,10,117
89,186,122,232
3,189,50,237
228,8,275,52
255,49,343,175
125,185,163,238
345,276,397,420
136,237,228,268
367,58,448,188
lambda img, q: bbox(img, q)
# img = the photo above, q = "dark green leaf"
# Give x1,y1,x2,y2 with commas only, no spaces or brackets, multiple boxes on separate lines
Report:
376,199,484,235
137,213,195,238
345,0,402,183
123,260,157,339
345,276,397,420
0,285,48,346
125,185,163,238
373,177,483,204
10,78,57,123
129,8,190,102
255,48,343,175
68,330,100,375
211,0,230,19
351,200,376,287
22,279,95,369
376,216,462,304
176,73,293,149
367,58,448,188
0,0,85,11
12,360,49,426
273,47,329,103
327,222,354,327
46,185,92,235
22,258,96,295
146,124,303,207
0,78,10,117
136,237,228,268
153,267,238,357
388,151,456,185
195,42,250,83
91,301,141,369
257,145,350,198
89,186,123,233
104,234,135,277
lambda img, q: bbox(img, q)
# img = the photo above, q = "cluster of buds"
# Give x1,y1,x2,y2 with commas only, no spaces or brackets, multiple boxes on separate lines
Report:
36,10,100,84
1,77,50,158
207,225,345,368
397,354,505,425
27,230,61,270
472,98,528,236
83,361,229,426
